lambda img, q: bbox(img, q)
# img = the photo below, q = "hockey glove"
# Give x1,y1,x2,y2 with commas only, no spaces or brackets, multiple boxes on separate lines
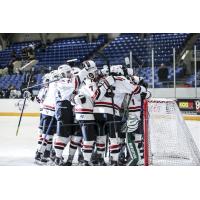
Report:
74,94,86,105
103,76,115,89
23,91,31,99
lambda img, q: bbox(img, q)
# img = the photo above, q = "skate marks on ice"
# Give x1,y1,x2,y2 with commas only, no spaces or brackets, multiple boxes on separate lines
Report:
0,117,38,166
0,116,199,166
0,117,80,166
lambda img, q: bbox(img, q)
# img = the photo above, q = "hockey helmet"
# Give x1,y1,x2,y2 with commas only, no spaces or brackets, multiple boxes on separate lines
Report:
133,76,143,85
101,65,109,76
82,60,97,73
127,68,134,76
42,73,50,84
58,64,72,78
110,65,124,76
49,70,59,81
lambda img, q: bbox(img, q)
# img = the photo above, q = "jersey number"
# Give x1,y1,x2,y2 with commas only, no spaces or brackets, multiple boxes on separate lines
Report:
89,86,93,91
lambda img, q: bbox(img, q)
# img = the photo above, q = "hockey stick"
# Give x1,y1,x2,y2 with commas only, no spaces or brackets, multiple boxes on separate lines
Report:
95,52,117,137
23,59,78,91
16,70,34,136
122,57,132,121
94,52,118,161
122,56,140,165
22,78,60,91
124,98,140,166
66,58,78,63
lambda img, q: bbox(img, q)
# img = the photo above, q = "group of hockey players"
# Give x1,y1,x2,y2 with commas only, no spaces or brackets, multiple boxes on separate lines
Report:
33,59,151,166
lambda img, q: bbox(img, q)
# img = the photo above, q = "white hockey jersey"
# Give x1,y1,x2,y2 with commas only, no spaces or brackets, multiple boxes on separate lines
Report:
93,76,140,116
55,68,89,102
74,79,98,121
42,82,57,117
128,85,147,119
36,87,48,112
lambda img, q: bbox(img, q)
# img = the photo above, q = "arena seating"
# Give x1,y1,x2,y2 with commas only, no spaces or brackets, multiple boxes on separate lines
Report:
0,35,106,69
0,41,40,68
36,35,106,69
94,33,189,67
0,35,106,90
134,66,186,88
0,74,25,90
0,33,199,90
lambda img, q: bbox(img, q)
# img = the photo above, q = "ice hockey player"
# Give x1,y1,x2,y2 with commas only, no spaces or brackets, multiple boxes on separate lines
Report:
92,65,141,165
53,60,97,166
125,74,151,165
34,73,50,161
35,70,59,164
64,66,84,166
73,66,99,166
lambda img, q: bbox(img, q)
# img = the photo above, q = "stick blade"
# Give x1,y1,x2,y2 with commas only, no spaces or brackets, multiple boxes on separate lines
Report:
16,126,20,136
21,59,38,71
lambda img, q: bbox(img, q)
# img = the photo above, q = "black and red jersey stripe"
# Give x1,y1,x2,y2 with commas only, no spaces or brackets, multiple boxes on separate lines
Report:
95,102,120,110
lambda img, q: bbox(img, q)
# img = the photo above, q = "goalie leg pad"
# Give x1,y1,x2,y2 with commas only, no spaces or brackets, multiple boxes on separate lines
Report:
126,132,140,166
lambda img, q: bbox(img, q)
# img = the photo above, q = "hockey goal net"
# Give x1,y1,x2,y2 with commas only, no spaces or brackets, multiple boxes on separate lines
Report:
143,98,200,166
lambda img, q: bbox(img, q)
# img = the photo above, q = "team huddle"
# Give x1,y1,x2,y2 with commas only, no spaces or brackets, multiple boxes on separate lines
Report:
33,60,151,166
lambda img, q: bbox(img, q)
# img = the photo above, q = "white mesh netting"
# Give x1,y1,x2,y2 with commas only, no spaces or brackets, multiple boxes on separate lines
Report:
145,98,200,166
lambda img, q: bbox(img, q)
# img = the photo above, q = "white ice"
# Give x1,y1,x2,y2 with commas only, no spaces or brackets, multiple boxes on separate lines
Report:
0,116,199,166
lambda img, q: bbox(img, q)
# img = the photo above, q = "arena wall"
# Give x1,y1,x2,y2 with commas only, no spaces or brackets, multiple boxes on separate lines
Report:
150,88,200,98
0,99,39,117
0,87,200,121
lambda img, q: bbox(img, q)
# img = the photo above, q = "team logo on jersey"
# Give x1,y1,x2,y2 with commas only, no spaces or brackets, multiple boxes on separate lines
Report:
15,100,28,111
80,114,85,119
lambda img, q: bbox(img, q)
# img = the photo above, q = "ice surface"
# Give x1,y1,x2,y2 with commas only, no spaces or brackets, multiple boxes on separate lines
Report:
0,116,199,166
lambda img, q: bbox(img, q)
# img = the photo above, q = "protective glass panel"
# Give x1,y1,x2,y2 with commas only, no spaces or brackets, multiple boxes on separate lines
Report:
176,48,194,89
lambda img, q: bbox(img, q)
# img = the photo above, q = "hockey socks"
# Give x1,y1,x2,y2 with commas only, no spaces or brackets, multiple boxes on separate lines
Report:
67,136,82,163
109,138,121,162
96,136,106,158
54,135,70,158
82,141,95,162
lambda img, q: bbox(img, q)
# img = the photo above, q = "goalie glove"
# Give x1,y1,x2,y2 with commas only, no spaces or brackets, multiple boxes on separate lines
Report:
146,90,151,99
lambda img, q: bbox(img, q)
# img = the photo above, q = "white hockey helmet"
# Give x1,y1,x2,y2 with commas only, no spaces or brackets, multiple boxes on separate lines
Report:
72,67,81,76
49,70,59,81
127,68,134,76
82,60,97,73
101,65,109,76
132,75,143,84
110,65,124,76
57,64,72,78
42,73,50,84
